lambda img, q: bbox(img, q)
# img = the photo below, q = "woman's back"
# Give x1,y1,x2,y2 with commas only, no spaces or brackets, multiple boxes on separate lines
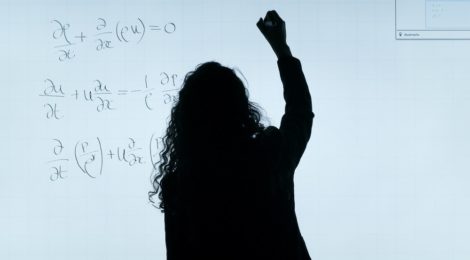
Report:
159,10,314,260
180,136,276,258
166,130,306,259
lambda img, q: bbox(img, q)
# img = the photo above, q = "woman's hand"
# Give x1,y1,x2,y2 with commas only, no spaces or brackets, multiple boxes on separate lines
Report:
257,10,292,58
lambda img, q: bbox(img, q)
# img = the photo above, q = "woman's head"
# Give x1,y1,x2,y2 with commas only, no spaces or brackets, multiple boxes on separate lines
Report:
149,61,266,212
178,62,256,139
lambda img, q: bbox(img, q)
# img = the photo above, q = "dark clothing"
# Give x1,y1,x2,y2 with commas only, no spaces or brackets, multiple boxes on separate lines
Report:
164,56,314,260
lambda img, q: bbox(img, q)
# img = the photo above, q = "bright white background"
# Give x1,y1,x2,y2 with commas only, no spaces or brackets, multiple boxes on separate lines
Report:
1,0,469,259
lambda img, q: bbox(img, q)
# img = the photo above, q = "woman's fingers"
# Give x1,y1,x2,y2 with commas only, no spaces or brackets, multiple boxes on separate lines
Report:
264,12,270,22
257,18,267,33
266,11,276,24
270,10,284,23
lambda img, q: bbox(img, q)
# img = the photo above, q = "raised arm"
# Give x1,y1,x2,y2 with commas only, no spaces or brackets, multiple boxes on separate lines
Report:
257,10,314,176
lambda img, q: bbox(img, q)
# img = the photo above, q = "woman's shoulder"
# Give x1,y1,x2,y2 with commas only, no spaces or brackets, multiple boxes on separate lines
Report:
252,126,282,163
256,126,281,146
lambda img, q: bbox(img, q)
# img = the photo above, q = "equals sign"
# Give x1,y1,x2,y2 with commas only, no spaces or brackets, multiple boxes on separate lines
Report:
149,25,161,31
118,90,129,95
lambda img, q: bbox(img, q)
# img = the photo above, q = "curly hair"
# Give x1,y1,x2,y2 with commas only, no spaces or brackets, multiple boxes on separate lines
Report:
148,61,267,213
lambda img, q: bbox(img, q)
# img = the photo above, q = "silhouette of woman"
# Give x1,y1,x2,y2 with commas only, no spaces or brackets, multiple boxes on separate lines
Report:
149,10,314,260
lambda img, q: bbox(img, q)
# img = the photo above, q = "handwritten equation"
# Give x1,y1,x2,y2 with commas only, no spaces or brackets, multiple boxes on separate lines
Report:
46,135,164,181
40,72,179,119
51,18,176,61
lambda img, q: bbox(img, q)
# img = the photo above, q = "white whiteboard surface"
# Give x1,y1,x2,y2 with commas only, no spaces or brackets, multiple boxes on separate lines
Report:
1,0,470,259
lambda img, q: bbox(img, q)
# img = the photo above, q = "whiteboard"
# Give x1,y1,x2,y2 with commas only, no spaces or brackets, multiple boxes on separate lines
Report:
1,0,470,259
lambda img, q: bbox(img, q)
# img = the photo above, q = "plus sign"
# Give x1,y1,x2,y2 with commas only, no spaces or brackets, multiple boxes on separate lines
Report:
75,32,86,42
108,150,115,159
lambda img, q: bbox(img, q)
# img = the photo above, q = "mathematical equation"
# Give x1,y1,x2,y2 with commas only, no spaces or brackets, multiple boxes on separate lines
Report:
51,18,176,61
40,72,179,119
46,135,164,181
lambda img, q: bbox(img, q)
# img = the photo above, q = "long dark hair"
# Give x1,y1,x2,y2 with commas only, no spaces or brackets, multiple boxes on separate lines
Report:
149,61,267,213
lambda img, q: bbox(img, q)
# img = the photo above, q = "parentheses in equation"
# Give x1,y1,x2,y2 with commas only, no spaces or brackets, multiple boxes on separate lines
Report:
74,140,95,178
115,21,122,42
97,137,104,176
138,18,145,43
117,21,130,43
